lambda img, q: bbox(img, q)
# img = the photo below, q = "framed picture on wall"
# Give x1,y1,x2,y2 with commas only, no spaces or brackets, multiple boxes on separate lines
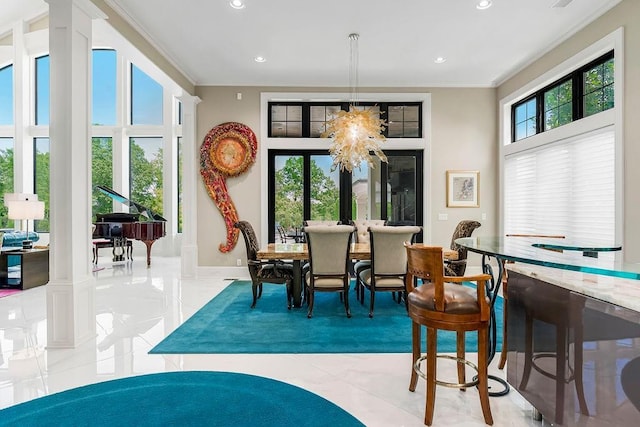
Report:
446,170,479,207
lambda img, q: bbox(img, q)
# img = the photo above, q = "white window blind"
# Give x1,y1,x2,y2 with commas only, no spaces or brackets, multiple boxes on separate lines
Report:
504,128,615,243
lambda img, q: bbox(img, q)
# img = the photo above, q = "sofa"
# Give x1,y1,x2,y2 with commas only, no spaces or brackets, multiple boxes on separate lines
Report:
1,229,40,247
1,230,40,268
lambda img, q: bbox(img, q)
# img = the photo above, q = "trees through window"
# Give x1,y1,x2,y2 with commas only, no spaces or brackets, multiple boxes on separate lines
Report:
511,51,614,142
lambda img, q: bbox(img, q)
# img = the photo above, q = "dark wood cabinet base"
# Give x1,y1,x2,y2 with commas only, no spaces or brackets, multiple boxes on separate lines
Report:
0,248,50,290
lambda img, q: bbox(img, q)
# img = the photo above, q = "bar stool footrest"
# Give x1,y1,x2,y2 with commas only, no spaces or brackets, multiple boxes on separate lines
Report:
414,354,480,389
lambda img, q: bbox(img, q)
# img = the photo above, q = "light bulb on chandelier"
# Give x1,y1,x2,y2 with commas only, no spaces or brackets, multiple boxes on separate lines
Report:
323,33,387,172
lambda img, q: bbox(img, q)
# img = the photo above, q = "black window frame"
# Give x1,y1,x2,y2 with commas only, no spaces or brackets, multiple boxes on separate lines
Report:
511,50,614,143
267,149,423,243
268,102,423,138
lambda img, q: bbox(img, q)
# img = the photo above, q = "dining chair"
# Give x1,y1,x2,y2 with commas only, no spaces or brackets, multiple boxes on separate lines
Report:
352,219,386,245
405,243,493,425
234,221,294,309
444,220,482,276
357,225,421,317
351,219,386,301
303,224,355,318
276,225,288,243
303,220,340,226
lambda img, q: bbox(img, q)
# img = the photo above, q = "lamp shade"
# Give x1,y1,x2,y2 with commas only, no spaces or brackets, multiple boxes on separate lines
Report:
8,199,45,221
4,193,38,203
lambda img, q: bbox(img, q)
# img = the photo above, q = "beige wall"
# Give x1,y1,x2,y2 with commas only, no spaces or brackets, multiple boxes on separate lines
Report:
195,86,497,266
497,0,640,262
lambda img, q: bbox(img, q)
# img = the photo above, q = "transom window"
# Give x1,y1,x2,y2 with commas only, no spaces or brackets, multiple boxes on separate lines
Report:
0,65,13,125
583,56,614,117
544,79,572,131
268,102,422,138
511,50,614,142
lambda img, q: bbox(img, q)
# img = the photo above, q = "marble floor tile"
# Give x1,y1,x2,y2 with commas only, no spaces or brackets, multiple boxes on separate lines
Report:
0,256,542,426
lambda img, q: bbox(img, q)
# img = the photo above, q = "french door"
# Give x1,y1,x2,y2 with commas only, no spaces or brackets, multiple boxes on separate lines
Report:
267,150,423,242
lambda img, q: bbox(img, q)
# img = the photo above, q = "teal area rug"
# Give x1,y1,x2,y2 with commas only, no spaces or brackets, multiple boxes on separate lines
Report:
150,280,503,354
0,371,364,426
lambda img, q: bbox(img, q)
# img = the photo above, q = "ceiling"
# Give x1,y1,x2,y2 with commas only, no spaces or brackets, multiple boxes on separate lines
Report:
3,0,622,88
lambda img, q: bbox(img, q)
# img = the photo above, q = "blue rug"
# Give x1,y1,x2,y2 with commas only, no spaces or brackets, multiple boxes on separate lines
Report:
0,371,364,426
150,280,503,354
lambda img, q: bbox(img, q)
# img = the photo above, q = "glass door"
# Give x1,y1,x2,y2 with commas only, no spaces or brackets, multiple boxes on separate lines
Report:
272,154,304,238
268,150,423,242
385,153,420,226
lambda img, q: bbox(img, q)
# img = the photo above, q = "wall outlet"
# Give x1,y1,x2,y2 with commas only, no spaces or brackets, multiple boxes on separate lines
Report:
482,213,487,220
438,213,448,221
236,258,242,266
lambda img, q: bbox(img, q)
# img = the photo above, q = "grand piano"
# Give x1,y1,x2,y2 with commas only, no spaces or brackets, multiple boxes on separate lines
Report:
92,185,166,267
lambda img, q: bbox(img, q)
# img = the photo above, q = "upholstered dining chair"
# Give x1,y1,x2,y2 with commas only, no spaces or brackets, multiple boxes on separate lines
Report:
303,224,355,318
352,219,386,245
357,225,421,317
405,244,493,426
303,220,340,226
234,221,294,309
351,219,386,302
444,220,482,276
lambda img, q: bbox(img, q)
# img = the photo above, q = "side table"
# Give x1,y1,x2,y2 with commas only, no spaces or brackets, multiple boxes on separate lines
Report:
0,248,50,290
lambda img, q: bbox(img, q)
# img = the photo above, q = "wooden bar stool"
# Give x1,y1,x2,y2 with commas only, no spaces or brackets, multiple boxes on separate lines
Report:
404,244,494,426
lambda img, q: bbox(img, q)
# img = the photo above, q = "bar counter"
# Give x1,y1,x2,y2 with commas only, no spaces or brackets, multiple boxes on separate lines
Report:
457,236,640,426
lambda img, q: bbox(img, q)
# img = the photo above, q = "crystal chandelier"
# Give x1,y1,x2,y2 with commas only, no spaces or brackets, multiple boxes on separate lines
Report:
323,33,387,172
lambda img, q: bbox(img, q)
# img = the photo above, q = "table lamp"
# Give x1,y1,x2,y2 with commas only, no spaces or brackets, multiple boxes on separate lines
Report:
5,194,45,249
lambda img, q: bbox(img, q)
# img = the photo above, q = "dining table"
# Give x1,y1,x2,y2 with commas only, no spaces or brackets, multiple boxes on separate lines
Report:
257,242,458,308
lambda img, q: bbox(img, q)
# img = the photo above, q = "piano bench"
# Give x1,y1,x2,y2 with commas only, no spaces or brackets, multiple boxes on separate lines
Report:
92,239,133,264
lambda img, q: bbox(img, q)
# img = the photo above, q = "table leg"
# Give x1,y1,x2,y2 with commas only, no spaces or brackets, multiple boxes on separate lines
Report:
481,254,510,397
291,259,303,308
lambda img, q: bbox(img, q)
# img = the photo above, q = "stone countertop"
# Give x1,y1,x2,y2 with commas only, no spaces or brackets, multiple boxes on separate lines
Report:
507,263,640,313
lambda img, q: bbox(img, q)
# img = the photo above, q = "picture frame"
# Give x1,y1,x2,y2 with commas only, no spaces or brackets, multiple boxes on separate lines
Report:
446,170,479,208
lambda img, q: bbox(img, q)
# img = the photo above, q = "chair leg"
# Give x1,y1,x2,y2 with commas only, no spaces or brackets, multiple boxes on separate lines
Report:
574,318,589,416
286,280,292,310
409,321,420,392
456,331,466,390
477,326,494,425
251,282,259,308
344,282,352,318
307,290,315,318
425,327,437,426
368,287,375,318
519,312,534,390
555,323,567,425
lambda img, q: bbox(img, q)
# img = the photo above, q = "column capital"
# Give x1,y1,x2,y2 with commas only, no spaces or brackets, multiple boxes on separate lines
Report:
46,0,107,20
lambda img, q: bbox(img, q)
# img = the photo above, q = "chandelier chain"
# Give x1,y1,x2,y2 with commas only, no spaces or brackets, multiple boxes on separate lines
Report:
349,33,359,106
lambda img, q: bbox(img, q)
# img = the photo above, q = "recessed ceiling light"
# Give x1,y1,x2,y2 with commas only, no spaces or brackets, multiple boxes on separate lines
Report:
229,0,245,10
434,57,446,64
476,0,492,10
254,56,266,63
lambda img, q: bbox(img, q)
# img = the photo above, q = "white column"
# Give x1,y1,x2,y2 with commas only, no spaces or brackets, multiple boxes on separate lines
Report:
178,94,200,278
12,20,31,195
45,0,106,348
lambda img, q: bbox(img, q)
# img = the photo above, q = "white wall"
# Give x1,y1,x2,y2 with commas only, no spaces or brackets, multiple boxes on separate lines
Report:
194,86,497,267
497,0,640,262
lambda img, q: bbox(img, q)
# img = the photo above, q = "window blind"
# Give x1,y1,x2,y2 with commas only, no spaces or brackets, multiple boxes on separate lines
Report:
504,128,615,243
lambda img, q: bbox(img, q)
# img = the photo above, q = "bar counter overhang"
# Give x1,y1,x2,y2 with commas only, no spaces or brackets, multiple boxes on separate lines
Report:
457,236,640,426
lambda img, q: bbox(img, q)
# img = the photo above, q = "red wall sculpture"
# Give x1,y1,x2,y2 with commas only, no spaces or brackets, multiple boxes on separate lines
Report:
200,122,257,253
